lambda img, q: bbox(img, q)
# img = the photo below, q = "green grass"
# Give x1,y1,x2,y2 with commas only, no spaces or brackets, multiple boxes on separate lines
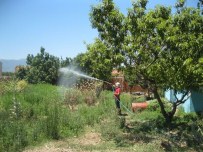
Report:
1,81,203,152
0,82,116,151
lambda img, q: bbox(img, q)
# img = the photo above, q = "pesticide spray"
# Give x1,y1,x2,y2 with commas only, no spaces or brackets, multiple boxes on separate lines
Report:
58,67,132,114
57,67,112,101
58,68,112,86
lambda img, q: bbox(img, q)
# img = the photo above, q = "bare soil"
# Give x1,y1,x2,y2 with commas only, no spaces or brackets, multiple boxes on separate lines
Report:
24,129,103,152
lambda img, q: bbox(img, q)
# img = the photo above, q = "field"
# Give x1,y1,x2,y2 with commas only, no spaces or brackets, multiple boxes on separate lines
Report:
0,80,203,152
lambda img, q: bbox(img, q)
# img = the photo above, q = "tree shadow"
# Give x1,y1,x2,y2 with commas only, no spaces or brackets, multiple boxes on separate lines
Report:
116,116,203,151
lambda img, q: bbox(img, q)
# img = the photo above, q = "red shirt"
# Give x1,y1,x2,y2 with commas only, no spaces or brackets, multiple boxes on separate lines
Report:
114,87,121,99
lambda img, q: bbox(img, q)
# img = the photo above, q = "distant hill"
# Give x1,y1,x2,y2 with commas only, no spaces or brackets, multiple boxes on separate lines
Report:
0,59,26,72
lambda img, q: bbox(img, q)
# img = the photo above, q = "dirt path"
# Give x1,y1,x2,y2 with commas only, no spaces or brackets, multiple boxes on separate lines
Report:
24,128,105,152
23,128,165,152
23,121,167,152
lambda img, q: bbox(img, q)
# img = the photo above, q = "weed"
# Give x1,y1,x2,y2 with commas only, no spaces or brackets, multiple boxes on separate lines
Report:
45,102,60,140
82,90,97,106
63,88,82,110
1,82,203,151
16,80,28,92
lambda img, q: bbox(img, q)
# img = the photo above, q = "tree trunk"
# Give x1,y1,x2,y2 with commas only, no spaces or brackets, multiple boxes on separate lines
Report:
153,88,172,126
169,102,177,120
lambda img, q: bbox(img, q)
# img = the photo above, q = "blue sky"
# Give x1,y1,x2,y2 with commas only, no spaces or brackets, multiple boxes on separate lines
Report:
0,0,198,60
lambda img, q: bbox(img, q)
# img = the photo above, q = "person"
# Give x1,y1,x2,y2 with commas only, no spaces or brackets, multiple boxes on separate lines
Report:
113,82,122,115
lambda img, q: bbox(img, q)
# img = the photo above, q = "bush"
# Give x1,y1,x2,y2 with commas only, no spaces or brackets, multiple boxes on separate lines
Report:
100,117,121,141
2,82,203,151
0,81,6,95
135,95,146,103
147,99,159,111
120,93,132,109
44,103,60,140
82,90,97,106
0,121,29,152
63,88,82,110
16,80,28,92
0,83,64,151
0,79,16,94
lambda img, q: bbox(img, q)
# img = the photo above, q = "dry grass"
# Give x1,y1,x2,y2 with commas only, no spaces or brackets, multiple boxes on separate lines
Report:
23,126,166,152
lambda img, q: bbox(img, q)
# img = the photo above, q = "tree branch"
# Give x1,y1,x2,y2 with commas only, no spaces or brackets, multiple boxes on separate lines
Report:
174,90,191,106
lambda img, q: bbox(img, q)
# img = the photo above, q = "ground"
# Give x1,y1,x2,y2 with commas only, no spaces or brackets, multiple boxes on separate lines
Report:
24,127,102,152
23,125,165,152
23,115,200,152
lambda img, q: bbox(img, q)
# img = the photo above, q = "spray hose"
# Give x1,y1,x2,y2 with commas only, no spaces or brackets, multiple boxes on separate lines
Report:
112,86,134,115
100,80,133,114
92,78,134,115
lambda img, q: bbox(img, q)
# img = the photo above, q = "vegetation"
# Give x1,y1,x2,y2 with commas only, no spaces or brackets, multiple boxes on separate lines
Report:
12,0,203,126
1,80,203,151
2,0,203,151
2,72,15,77
89,0,203,124
0,80,114,151
80,38,114,82
26,47,60,84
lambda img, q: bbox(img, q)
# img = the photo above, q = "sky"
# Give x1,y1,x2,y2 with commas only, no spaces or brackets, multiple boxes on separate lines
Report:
0,0,198,60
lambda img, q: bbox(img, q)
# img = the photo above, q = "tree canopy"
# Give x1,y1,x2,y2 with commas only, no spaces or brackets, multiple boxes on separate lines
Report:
78,38,113,81
90,0,203,124
20,47,60,84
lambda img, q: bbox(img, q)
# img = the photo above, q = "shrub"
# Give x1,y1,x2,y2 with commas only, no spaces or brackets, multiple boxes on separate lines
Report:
0,81,6,95
147,99,159,111
100,117,121,141
63,88,82,110
65,112,85,136
95,82,103,97
10,100,22,120
0,119,29,152
45,103,60,140
0,79,16,94
121,93,132,109
16,80,28,92
82,90,97,106
135,95,146,102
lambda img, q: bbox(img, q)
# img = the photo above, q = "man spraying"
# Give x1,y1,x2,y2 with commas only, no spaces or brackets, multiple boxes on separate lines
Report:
113,82,122,115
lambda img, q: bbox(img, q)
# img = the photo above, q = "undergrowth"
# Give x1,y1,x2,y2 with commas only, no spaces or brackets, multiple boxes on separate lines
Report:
0,82,114,151
1,81,203,152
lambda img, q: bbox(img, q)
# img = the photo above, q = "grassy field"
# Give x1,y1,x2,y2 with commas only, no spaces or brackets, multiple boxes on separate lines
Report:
0,80,203,152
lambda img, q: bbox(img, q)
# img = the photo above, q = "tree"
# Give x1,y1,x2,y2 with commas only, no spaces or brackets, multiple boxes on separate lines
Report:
82,38,113,81
90,0,126,67
197,0,203,14
70,53,86,71
26,47,60,84
15,66,29,80
60,57,72,68
69,39,113,82
90,0,203,125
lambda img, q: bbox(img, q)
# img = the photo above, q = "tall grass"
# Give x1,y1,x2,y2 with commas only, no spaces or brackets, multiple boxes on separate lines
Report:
1,81,202,151
0,81,115,151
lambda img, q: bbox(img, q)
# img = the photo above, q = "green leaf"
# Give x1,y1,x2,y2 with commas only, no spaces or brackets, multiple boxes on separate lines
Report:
183,58,193,65
198,58,203,64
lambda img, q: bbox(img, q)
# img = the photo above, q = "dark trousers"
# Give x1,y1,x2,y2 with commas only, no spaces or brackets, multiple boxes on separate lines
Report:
115,98,120,109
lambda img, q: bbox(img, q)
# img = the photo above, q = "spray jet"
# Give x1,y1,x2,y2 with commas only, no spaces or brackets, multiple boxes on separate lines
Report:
59,68,112,85
98,79,112,85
